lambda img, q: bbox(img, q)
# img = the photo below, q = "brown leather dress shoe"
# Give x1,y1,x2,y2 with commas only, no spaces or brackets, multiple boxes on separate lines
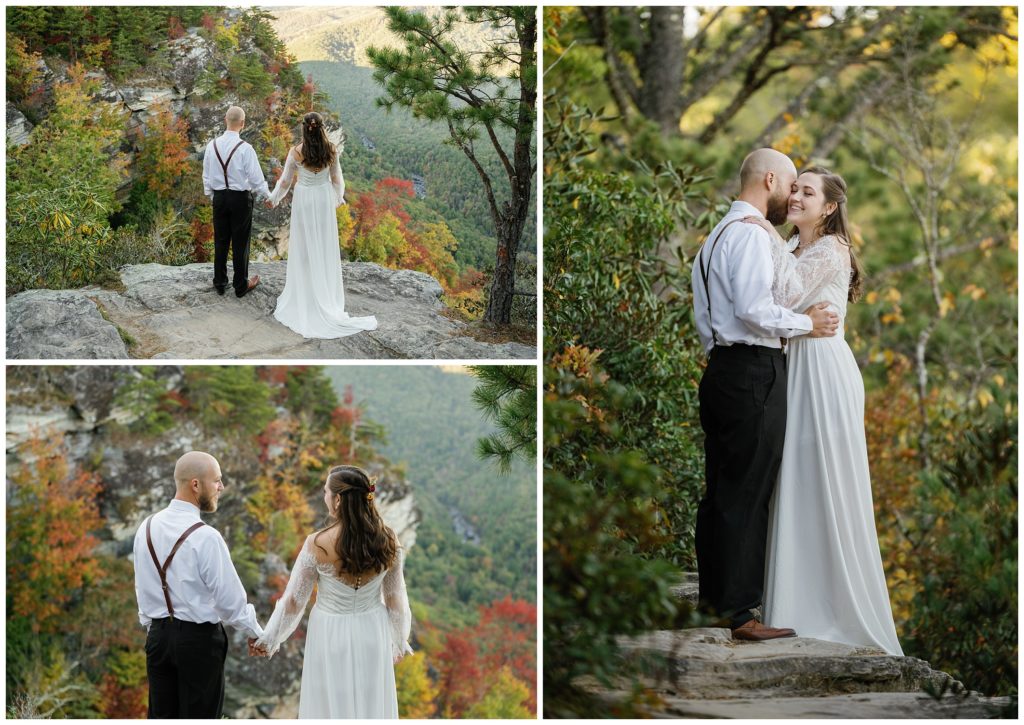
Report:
236,274,260,298
731,619,797,641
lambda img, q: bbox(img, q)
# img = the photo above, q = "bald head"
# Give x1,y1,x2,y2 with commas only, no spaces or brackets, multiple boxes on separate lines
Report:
174,451,223,513
225,106,245,130
739,148,797,192
174,451,217,491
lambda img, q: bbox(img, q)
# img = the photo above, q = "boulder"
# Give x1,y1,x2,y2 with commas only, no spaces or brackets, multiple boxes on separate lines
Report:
6,289,129,359
6,103,33,146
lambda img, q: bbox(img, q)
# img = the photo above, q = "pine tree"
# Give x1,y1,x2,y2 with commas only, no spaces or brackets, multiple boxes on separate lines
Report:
368,7,537,324
469,365,537,473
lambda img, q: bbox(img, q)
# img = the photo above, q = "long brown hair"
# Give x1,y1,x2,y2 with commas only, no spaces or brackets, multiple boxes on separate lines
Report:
792,166,865,303
316,465,397,576
299,111,336,171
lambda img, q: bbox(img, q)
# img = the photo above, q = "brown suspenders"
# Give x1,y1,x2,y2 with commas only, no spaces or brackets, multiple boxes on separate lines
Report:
146,516,206,620
212,139,246,191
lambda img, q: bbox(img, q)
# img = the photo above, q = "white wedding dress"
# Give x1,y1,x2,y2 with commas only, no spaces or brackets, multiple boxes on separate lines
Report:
268,148,378,338
256,535,413,718
762,234,903,656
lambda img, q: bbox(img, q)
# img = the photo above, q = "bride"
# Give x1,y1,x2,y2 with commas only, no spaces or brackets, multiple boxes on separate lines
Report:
267,112,378,338
742,166,903,656
252,465,413,717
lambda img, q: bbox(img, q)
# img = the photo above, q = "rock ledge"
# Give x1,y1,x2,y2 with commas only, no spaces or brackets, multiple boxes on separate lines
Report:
6,262,536,360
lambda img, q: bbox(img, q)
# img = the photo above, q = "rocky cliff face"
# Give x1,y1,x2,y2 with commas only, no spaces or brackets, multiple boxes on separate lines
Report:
9,16,311,254
5,365,421,718
6,261,535,360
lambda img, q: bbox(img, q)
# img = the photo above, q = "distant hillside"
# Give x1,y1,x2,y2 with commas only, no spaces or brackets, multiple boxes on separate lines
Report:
267,5,502,66
305,59,536,270
326,366,537,628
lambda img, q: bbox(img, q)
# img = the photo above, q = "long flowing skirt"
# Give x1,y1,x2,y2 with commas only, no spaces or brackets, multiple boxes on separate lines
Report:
763,335,903,655
298,605,398,718
274,182,377,338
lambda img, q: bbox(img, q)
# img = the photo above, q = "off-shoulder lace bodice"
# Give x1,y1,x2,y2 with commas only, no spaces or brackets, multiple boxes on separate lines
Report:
256,535,413,662
770,234,853,326
268,147,346,207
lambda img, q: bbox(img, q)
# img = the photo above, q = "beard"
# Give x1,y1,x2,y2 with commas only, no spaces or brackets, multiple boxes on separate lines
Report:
198,491,218,513
765,188,790,226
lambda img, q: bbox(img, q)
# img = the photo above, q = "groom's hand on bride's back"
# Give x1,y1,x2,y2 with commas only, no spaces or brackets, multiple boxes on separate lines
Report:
805,302,840,338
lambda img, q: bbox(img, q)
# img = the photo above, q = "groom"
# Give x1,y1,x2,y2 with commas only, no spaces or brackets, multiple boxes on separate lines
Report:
691,148,839,641
202,106,271,297
133,451,264,718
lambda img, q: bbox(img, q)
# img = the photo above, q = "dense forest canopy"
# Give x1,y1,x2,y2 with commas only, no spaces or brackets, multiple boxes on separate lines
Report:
543,5,1016,714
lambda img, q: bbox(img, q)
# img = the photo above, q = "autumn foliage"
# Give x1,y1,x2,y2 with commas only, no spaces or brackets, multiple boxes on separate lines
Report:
7,434,103,633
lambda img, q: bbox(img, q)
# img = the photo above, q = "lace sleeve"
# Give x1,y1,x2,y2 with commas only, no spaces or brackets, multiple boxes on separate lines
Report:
772,235,849,311
256,536,318,658
268,148,298,208
382,546,413,663
329,151,346,207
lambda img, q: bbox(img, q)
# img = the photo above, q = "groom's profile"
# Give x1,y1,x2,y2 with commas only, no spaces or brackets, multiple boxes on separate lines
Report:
132,451,264,718
202,106,271,297
691,148,839,641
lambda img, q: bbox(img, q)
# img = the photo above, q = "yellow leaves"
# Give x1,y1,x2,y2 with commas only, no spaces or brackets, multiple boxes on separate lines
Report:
865,291,879,305
880,308,904,325
551,344,603,379
612,273,620,290
782,112,794,123
962,283,987,301
992,374,1005,388
884,287,902,303
976,388,995,408
939,31,959,49
938,292,955,318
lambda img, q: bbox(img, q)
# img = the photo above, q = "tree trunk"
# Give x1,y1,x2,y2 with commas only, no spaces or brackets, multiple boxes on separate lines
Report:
484,10,536,325
637,7,686,134
485,218,519,323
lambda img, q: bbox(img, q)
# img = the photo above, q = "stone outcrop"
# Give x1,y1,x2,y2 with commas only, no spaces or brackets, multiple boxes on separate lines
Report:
6,261,536,360
585,574,1014,718
5,289,130,359
6,103,33,146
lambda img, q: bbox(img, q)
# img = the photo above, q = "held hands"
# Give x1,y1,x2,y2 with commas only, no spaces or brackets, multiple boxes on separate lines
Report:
805,302,840,338
248,637,270,658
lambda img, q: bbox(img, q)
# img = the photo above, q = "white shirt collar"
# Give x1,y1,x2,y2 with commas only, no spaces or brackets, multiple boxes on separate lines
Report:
730,199,765,219
168,499,201,518
221,129,240,138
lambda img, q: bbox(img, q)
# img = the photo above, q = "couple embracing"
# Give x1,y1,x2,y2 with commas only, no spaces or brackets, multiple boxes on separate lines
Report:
692,148,902,655
202,105,377,338
133,452,412,719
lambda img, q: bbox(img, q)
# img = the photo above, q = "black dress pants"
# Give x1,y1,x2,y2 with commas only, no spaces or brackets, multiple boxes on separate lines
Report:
696,344,787,627
146,618,227,719
212,189,253,296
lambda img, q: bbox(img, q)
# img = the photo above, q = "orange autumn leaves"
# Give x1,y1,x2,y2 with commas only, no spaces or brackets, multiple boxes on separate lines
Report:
7,434,103,633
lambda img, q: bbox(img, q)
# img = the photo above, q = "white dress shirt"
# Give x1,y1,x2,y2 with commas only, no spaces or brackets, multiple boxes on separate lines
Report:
133,499,264,638
202,130,271,199
691,200,813,354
